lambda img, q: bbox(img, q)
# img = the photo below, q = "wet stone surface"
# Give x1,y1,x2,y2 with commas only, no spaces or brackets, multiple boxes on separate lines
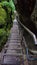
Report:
1,20,24,65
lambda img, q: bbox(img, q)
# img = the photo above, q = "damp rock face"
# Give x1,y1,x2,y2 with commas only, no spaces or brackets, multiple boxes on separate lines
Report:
14,0,37,37
14,0,37,51
14,0,36,17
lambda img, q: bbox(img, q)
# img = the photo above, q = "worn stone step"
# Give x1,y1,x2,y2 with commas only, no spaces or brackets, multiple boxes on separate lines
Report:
8,35,21,38
9,43,21,46
7,45,21,49
2,53,23,57
10,34,20,36
8,38,21,40
8,37,21,40
1,21,24,65
4,48,22,50
12,28,18,30
1,55,24,65
7,40,21,43
2,48,22,54
11,34,20,38
7,49,22,53
8,36,21,39
11,28,19,30
7,43,21,46
11,31,19,33
8,43,21,46
10,35,20,38
8,42,20,44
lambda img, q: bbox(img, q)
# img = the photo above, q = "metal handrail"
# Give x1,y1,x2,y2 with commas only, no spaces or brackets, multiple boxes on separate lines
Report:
18,19,37,45
18,19,37,61
26,48,37,61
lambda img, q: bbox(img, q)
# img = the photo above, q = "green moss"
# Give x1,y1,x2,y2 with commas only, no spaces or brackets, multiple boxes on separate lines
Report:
0,4,7,28
0,6,7,19
0,17,6,25
0,2,13,52
0,29,6,37
0,29,7,51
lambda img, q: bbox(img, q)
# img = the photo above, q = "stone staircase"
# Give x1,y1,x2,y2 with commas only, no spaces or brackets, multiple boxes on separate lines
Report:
1,19,25,65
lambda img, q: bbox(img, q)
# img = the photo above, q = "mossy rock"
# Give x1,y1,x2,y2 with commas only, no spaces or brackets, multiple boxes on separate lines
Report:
0,2,13,52
0,28,10,52
0,17,6,26
0,4,7,28
0,36,7,52
0,29,7,51
0,5,7,19
0,29,6,37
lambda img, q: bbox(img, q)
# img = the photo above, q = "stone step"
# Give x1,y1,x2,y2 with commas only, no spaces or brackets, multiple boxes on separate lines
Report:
8,42,20,44
10,35,20,38
8,43,21,46
4,47,22,50
8,36,21,39
2,53,23,57
8,38,21,40
11,31,19,33
7,40,21,43
1,55,24,65
2,48,22,54
12,28,19,30
1,21,24,65
7,45,21,49
8,35,21,38
10,34,20,36
7,49,22,53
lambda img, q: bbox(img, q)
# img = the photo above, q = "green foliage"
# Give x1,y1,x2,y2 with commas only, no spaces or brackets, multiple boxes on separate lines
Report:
0,6,7,19
0,29,10,52
0,29,7,51
0,17,6,27
0,4,7,28
0,2,13,52
2,0,8,1
0,29,6,37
